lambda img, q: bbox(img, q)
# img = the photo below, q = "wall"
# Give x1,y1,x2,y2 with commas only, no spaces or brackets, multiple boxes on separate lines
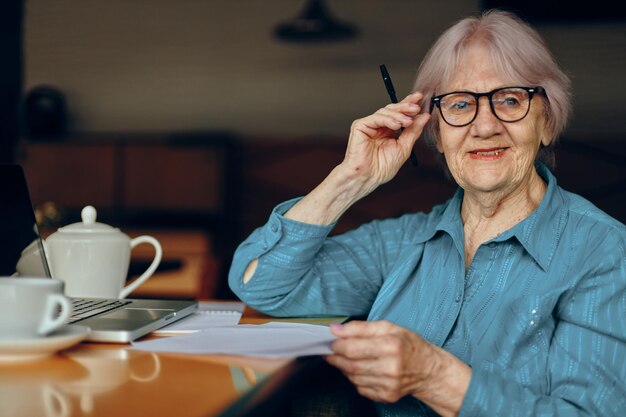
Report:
24,0,626,142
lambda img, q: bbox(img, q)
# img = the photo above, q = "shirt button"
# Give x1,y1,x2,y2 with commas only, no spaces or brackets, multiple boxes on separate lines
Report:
454,292,462,303
270,224,278,233
262,243,268,250
488,242,496,249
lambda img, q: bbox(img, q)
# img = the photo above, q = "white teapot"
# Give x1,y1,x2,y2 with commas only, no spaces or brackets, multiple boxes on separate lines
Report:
45,206,162,299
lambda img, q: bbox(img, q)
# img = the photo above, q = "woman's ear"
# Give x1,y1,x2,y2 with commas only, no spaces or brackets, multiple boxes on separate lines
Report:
540,132,552,147
430,117,445,153
539,105,553,147
539,124,554,147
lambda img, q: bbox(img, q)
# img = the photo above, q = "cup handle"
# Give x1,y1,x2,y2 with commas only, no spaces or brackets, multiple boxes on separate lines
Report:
119,236,163,299
39,294,72,336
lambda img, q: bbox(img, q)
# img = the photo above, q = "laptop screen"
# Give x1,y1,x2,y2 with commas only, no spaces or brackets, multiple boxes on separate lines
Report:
0,164,51,278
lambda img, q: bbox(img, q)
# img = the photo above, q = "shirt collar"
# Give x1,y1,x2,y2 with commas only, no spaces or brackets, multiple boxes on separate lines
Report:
493,163,568,271
408,163,567,271
409,188,466,258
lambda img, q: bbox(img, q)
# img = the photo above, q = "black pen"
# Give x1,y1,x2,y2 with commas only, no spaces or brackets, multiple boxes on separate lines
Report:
379,64,418,167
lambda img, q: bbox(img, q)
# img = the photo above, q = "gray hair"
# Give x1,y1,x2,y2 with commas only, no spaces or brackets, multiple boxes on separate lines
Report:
413,9,572,170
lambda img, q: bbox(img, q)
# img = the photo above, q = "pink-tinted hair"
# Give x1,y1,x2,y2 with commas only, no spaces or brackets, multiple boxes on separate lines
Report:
413,9,572,168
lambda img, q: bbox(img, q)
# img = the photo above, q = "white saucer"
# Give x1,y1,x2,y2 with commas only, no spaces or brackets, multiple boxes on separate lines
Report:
0,325,90,363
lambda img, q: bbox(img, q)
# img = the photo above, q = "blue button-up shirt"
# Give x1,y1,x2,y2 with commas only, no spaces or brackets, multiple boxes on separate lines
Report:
229,165,626,416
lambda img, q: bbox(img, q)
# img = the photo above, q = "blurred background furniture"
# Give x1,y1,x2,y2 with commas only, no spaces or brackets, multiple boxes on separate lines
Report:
16,132,241,299
15,133,626,300
127,229,216,299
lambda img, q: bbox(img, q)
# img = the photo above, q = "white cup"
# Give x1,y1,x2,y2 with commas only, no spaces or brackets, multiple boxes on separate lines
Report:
0,278,72,339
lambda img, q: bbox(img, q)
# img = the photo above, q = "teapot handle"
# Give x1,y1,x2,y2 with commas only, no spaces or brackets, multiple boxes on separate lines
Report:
119,236,162,299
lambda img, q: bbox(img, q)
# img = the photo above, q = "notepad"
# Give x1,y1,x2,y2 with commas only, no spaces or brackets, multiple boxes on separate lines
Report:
153,301,244,335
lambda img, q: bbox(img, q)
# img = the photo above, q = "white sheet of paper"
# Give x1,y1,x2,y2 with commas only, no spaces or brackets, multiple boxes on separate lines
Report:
132,322,336,358
152,301,244,335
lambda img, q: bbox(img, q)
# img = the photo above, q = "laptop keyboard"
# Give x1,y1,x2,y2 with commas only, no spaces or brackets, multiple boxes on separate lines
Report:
69,299,132,323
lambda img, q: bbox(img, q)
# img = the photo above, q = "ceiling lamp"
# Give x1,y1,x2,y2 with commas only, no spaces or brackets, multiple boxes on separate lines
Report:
274,0,359,43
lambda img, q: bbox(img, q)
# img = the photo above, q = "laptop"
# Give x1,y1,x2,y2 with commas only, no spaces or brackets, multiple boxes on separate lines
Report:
0,164,197,343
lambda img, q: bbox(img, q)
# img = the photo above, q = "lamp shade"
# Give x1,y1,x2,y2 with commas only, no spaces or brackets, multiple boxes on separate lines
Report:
274,0,358,43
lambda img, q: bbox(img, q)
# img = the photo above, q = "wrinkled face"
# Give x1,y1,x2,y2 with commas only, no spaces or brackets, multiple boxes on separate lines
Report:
435,43,550,196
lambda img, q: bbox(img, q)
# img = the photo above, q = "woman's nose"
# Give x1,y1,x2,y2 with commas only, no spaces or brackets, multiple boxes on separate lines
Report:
470,97,501,137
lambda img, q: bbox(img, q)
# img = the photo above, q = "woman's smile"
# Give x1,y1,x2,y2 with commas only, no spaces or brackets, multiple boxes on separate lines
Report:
468,146,509,160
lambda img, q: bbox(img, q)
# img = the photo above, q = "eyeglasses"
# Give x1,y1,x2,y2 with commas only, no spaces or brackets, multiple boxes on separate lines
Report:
430,86,545,127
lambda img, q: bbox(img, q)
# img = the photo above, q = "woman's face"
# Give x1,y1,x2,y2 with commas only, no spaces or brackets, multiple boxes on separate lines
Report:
435,43,550,196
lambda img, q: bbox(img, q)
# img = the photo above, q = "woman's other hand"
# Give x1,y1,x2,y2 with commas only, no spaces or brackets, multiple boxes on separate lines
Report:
326,320,470,417
342,91,430,189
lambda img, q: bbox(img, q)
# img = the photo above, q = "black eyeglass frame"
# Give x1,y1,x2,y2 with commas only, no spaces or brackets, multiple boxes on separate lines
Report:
429,86,546,127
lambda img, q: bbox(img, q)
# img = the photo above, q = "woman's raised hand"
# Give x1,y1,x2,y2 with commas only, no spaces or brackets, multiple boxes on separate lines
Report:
282,91,431,226
341,91,431,189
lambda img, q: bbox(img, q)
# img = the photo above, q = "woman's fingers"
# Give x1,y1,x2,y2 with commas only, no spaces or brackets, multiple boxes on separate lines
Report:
330,322,411,360
326,353,393,377
332,336,380,359
325,352,409,403
330,320,398,338
377,102,423,124
355,108,420,138
398,112,431,145
340,90,430,184
400,90,425,104
352,91,427,140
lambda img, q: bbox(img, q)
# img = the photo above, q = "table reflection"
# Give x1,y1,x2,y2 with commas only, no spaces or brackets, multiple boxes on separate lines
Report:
55,348,161,414
0,356,85,417
0,343,279,417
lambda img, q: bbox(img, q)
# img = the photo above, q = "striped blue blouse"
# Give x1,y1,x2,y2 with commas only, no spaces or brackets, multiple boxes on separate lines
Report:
229,164,626,416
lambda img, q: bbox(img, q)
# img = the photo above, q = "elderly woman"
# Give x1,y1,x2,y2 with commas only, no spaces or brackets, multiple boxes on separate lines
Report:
228,10,626,417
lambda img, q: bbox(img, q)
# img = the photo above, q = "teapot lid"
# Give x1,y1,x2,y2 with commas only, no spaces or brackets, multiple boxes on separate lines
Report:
57,206,120,234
